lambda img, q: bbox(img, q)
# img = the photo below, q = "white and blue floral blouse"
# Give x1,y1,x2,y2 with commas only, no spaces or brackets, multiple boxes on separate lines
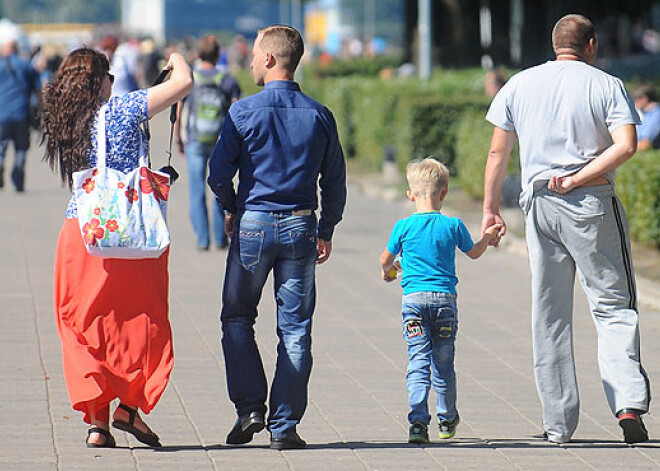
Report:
66,89,149,218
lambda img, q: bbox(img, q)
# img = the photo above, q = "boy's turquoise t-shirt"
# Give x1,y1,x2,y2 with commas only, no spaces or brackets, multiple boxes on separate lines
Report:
387,212,474,295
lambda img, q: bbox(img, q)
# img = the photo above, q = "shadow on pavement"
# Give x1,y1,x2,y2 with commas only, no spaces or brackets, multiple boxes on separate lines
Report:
154,444,225,452
304,438,660,450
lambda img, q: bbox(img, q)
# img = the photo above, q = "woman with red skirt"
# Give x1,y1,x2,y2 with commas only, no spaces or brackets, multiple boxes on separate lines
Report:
42,47,192,448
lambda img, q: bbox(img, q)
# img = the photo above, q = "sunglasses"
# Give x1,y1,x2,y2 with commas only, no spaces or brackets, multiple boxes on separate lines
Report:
107,73,115,84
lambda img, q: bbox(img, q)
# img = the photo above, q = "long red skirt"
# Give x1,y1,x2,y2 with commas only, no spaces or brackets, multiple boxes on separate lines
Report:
54,219,174,423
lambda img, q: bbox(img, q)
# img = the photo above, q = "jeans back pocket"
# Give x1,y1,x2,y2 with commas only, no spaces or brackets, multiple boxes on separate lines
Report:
291,230,317,265
238,229,265,269
433,307,457,342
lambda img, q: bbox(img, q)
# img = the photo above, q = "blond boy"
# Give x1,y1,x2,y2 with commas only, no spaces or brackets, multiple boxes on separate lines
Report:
380,158,499,443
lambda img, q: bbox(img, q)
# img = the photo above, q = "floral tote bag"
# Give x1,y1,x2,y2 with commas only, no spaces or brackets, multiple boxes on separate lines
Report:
72,104,171,259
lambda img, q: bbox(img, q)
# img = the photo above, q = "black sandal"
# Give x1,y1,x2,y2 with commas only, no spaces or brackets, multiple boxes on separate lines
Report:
86,427,116,448
112,403,162,447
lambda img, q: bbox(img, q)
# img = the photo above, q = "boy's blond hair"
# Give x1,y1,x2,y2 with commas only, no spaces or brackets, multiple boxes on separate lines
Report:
406,157,449,198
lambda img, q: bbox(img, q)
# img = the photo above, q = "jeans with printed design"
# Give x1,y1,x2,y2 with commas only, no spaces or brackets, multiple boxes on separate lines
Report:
221,210,317,438
402,291,458,425
184,141,226,248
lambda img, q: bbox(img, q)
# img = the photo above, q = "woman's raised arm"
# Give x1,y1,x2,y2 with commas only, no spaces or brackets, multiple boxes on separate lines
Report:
147,52,193,118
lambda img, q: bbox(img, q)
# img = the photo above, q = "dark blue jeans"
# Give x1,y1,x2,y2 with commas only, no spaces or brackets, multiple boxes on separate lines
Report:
184,141,226,248
221,210,317,438
0,120,30,191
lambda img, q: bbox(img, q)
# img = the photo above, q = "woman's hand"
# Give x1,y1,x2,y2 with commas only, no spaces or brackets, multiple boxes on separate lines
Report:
147,53,193,118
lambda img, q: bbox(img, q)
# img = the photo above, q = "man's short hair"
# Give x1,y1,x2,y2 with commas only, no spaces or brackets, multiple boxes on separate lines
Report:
257,25,304,73
406,158,449,198
632,83,657,102
552,14,596,55
198,35,220,63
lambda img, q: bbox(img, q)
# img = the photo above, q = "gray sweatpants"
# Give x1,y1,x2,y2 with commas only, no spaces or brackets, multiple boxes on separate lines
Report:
524,183,650,443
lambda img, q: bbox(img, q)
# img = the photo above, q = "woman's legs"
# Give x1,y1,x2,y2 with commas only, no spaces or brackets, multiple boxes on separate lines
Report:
86,401,111,446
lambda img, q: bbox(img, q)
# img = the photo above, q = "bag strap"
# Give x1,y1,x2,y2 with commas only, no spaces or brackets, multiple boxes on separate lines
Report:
96,104,109,169
96,103,148,169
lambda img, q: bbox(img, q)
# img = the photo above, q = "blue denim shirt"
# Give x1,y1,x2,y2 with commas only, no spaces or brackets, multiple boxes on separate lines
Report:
208,80,346,240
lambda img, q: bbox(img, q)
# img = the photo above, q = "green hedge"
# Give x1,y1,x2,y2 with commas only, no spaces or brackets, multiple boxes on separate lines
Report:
616,151,660,248
306,56,403,78
399,96,489,173
302,69,492,172
455,109,520,199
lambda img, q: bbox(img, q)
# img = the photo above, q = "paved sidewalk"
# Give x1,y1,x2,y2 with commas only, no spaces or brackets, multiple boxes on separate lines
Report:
2,114,660,470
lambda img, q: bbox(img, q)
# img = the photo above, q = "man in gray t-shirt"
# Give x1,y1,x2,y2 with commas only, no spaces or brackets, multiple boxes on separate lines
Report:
483,14,650,445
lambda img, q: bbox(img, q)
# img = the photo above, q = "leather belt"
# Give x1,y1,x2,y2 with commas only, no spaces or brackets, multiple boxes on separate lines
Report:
291,209,313,216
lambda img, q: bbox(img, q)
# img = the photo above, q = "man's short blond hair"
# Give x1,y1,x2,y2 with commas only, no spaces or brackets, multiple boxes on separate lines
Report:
258,25,304,73
406,158,449,198
552,14,596,55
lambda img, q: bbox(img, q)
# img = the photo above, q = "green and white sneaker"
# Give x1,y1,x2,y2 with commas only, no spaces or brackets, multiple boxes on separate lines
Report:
408,422,430,444
437,413,460,439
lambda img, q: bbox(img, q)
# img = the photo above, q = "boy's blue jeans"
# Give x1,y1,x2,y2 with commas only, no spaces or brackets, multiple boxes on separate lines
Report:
184,141,226,248
402,291,458,425
221,210,318,438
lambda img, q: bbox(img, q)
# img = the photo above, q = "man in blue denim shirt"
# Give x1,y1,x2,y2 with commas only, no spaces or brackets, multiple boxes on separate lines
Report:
208,25,346,450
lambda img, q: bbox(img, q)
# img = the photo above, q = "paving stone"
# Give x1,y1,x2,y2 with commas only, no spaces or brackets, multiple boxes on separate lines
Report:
2,114,660,470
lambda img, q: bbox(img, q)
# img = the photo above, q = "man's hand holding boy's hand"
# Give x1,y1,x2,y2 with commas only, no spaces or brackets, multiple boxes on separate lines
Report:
484,223,502,239
481,212,506,246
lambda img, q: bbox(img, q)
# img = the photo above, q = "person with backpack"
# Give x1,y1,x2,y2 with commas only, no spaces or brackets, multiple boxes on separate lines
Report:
176,36,241,251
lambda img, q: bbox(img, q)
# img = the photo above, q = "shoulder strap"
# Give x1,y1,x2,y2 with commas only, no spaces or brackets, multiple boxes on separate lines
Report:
96,104,109,169
97,103,148,169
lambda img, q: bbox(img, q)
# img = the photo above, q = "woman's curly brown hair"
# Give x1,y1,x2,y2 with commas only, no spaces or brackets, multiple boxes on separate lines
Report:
41,47,109,189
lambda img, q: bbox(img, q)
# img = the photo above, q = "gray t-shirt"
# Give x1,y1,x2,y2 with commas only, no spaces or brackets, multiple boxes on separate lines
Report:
486,60,640,209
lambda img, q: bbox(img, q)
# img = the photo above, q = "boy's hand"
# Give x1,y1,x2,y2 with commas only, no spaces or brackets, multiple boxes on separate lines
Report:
382,266,397,282
484,223,502,238
379,249,398,282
